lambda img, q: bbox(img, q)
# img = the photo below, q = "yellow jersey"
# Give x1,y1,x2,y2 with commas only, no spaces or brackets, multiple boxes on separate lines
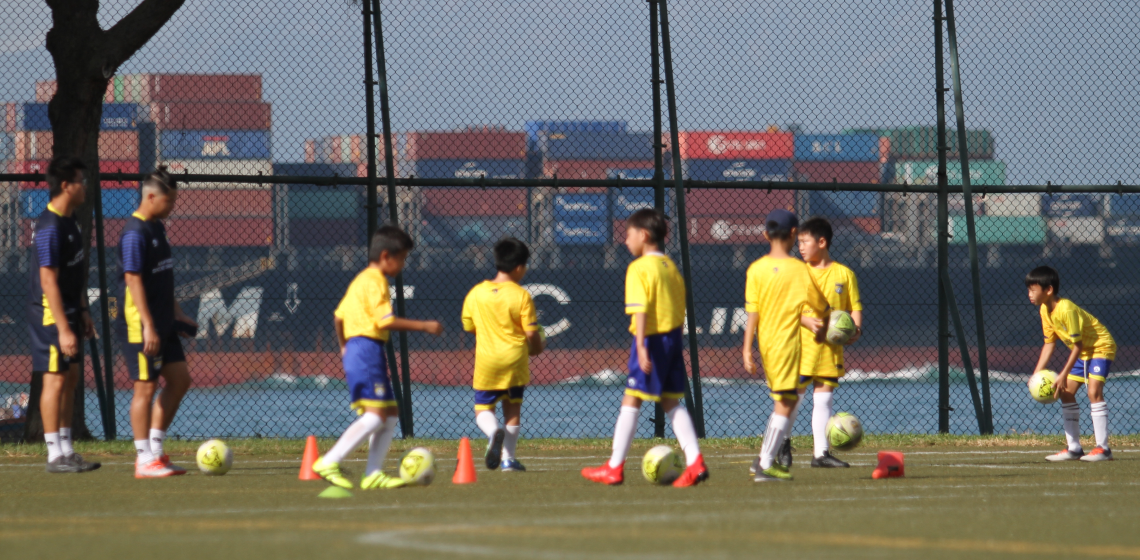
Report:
334,267,395,342
746,256,829,389
625,252,686,335
1041,299,1115,361
799,261,862,379
462,280,539,390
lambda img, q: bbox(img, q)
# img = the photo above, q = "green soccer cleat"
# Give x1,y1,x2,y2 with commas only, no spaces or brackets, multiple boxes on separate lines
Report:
754,464,793,482
360,471,407,490
311,456,353,489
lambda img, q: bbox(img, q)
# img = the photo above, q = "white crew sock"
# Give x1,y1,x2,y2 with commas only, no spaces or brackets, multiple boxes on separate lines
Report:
786,398,800,435
666,405,701,466
1091,402,1109,450
475,410,501,440
759,413,792,470
1061,402,1082,452
59,427,74,456
324,412,384,464
149,429,166,458
45,432,62,461
812,391,834,458
134,439,154,465
608,406,640,468
364,417,399,476
503,424,521,461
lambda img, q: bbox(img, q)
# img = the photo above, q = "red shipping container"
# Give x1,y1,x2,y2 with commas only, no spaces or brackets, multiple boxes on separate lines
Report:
11,160,139,189
686,217,772,245
792,161,881,184
13,131,139,161
879,137,891,163
541,159,653,180
677,131,794,160
686,188,793,217
845,217,882,235
423,188,527,216
147,102,271,130
407,131,526,160
35,80,115,102
5,103,17,133
149,74,262,102
165,218,273,246
22,219,125,247
171,189,272,218
290,218,364,247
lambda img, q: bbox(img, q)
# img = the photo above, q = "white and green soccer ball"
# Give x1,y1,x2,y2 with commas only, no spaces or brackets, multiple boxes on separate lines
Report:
826,310,857,345
196,439,233,475
399,447,436,486
641,445,684,485
1028,370,1060,404
826,412,864,451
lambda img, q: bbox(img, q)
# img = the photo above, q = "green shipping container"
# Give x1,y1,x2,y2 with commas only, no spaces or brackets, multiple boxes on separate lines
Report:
948,216,1045,245
893,160,1006,186
844,127,994,160
287,191,362,220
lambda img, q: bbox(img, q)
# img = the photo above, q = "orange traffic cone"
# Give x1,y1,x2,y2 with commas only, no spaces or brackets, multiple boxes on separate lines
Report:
299,435,321,481
872,451,905,479
452,437,477,484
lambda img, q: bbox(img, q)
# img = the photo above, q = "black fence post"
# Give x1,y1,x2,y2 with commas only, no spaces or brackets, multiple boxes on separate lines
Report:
649,0,666,439
91,173,116,439
934,0,951,434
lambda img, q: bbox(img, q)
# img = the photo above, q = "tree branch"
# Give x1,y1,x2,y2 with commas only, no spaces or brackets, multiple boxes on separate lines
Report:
103,0,187,71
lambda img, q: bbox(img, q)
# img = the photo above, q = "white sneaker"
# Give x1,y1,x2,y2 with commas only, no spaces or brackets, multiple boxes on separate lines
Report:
1079,447,1113,462
1045,449,1084,462
135,458,177,478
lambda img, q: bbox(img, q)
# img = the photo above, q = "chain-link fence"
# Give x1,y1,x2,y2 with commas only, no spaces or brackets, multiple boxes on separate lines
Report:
1,0,1138,441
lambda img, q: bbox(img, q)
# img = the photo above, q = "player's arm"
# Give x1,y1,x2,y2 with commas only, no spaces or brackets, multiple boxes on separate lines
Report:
124,272,159,357
373,282,443,336
388,316,443,336
525,329,545,356
742,312,760,377
40,266,77,357
172,298,198,338
461,293,476,334
1054,342,1082,394
848,310,864,344
800,314,824,335
334,316,347,356
521,294,544,356
634,312,651,374
848,272,864,344
1033,341,1055,373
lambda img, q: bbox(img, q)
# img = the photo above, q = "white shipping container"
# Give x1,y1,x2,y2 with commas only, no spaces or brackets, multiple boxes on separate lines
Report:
160,159,273,189
1047,217,1104,245
986,193,1042,216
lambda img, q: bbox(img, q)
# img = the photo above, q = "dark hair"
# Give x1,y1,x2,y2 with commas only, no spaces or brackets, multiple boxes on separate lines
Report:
800,216,833,247
494,236,530,273
627,208,667,247
142,165,178,195
765,221,793,241
369,224,414,262
47,157,86,198
1025,265,1060,294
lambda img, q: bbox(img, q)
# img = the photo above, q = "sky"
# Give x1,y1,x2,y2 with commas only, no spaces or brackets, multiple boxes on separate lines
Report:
2,0,1138,185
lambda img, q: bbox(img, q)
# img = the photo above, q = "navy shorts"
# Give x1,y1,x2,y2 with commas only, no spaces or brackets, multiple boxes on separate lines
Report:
625,328,687,402
1069,358,1111,384
474,386,525,411
343,337,397,413
120,330,186,382
29,315,80,373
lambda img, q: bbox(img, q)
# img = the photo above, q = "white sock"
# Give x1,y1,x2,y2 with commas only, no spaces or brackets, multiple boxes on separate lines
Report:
812,392,834,458
1061,402,1082,452
475,410,500,440
324,412,384,464
503,424,521,461
45,432,62,461
1091,402,1109,450
786,399,800,436
134,439,154,464
365,417,399,476
608,406,640,468
666,405,701,466
59,427,74,456
759,413,791,470
149,429,166,458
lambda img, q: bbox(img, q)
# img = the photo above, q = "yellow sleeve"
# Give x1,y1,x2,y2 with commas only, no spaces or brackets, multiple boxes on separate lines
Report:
847,269,863,312
520,291,539,332
805,274,829,318
744,265,761,313
334,295,348,320
370,281,395,330
1060,303,1084,346
1041,306,1057,344
461,289,476,333
625,264,648,316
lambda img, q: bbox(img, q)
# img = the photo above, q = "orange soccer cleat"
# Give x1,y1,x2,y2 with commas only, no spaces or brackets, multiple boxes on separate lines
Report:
672,455,710,488
581,461,624,485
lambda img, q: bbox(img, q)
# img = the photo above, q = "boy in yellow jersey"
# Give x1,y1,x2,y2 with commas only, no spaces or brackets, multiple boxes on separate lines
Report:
462,237,545,472
312,226,444,489
742,209,829,482
1026,266,1116,462
793,216,863,469
582,209,708,487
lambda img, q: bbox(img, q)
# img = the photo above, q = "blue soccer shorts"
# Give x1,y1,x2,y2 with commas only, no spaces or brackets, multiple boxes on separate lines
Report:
625,327,687,402
343,337,397,413
1069,358,1111,384
29,314,80,373
120,330,186,382
474,386,525,411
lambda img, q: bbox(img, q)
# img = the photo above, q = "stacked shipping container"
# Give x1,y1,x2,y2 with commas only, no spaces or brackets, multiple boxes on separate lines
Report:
794,132,885,234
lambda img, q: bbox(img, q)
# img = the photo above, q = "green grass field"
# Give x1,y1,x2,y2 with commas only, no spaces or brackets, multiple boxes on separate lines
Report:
3,436,1140,559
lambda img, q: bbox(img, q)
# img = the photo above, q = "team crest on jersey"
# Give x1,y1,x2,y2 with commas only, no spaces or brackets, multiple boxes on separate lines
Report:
152,239,159,247
374,383,386,397
835,283,844,294
627,378,637,387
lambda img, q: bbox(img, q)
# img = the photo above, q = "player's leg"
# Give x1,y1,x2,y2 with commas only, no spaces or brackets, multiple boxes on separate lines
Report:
583,336,652,485
131,379,175,477
54,362,99,472
150,360,190,473
810,379,848,468
1047,368,1085,462
361,405,405,489
317,337,394,489
1082,361,1112,461
39,369,68,469
756,395,797,481
473,391,506,470
501,393,525,471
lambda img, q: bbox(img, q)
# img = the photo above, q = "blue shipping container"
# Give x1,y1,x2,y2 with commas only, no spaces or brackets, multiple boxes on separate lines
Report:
1108,194,1140,218
0,132,12,161
422,216,527,247
413,159,526,179
683,159,793,182
540,131,655,161
554,194,608,220
160,130,272,159
23,103,141,131
808,192,881,217
22,189,137,219
794,134,880,162
554,219,609,245
1044,194,1100,217
525,120,627,151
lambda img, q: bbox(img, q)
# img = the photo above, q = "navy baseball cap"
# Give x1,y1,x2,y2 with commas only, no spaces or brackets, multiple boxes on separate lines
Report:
765,208,799,235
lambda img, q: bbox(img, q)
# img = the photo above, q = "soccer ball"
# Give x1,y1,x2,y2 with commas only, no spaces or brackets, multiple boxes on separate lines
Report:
826,412,864,451
641,445,684,485
196,439,233,475
826,310,857,345
1028,370,1060,404
399,447,436,486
